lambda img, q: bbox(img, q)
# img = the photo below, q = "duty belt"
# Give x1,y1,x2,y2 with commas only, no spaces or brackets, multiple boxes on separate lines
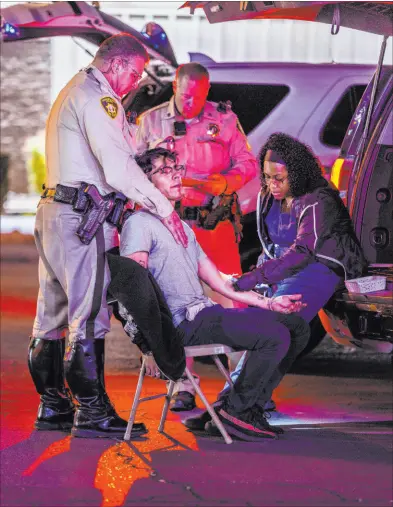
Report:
179,194,243,242
180,206,209,221
42,184,80,205
41,184,134,242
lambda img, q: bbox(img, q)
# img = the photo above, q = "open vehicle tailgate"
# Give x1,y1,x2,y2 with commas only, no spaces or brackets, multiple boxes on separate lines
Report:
181,1,393,36
0,1,178,66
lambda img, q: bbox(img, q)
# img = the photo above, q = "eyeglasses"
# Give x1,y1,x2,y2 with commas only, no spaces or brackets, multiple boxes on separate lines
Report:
264,174,288,185
129,67,143,81
151,164,186,177
119,59,143,81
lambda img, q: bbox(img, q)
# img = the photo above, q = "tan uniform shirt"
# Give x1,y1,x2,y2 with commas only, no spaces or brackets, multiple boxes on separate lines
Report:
45,65,173,218
136,97,258,207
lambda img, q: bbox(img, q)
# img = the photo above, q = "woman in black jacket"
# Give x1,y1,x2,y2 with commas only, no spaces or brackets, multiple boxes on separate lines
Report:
185,132,367,430
229,133,367,408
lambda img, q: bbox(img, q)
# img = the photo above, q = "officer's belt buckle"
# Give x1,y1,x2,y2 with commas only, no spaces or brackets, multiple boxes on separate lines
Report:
41,188,56,198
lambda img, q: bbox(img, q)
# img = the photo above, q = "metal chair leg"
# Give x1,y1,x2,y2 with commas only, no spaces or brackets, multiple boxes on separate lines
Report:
158,380,175,433
212,355,233,387
124,358,146,441
184,367,233,444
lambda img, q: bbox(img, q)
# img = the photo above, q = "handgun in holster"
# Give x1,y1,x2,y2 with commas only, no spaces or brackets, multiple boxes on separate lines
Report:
76,184,115,245
198,192,243,243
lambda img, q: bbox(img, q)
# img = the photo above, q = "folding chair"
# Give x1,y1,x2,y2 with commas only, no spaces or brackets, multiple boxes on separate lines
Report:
124,344,243,445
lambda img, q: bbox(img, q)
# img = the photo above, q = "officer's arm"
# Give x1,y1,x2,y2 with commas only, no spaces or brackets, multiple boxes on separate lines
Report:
81,98,173,219
223,116,258,193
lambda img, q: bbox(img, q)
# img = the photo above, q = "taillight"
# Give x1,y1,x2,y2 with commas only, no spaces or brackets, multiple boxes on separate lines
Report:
0,22,20,40
330,157,355,206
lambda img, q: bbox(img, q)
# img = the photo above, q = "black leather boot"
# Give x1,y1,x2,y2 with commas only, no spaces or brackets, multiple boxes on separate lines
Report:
28,337,75,431
64,339,148,439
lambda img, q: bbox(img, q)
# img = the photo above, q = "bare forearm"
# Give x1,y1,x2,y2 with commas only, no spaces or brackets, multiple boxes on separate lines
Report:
198,257,269,308
224,286,269,309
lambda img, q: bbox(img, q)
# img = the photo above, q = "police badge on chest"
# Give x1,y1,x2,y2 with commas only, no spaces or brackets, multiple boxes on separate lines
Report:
207,123,220,138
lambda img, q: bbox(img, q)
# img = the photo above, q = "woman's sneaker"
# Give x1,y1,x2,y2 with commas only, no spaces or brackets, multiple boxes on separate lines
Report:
216,405,283,441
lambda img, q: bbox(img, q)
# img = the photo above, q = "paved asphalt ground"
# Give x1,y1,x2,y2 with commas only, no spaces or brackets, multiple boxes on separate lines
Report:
1,239,392,507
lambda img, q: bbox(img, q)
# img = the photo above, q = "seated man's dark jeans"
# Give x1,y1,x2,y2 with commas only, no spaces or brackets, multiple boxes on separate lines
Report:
255,313,311,409
178,306,308,414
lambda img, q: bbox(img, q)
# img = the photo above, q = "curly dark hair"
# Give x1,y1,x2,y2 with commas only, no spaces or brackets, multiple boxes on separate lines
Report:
259,133,325,197
135,147,177,176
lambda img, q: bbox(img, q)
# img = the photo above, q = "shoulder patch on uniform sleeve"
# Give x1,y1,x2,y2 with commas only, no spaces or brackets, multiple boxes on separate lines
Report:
100,97,118,119
236,118,246,136
236,118,252,150
142,101,170,118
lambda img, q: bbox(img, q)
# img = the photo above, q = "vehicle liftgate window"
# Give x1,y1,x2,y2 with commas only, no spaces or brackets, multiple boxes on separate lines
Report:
207,83,290,135
322,85,367,148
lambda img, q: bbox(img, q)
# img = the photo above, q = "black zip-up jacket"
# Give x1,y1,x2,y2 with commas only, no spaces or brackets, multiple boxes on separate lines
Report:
106,249,185,381
235,179,367,291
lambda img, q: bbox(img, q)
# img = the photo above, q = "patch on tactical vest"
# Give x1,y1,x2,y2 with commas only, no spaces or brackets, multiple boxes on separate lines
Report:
207,123,220,138
100,97,118,119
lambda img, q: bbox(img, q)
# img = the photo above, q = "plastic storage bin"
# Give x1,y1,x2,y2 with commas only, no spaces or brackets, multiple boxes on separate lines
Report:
345,276,386,294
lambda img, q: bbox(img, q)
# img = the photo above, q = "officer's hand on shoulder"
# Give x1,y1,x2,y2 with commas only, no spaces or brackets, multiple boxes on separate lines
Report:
161,210,189,248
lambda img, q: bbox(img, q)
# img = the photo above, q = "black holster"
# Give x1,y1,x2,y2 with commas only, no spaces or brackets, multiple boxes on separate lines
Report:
53,183,132,244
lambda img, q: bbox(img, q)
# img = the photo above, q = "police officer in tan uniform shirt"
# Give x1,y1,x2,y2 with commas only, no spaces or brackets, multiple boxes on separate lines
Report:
136,63,258,411
28,34,188,439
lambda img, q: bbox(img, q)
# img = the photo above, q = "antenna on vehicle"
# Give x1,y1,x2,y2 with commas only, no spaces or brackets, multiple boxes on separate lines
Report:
72,37,94,57
331,4,341,35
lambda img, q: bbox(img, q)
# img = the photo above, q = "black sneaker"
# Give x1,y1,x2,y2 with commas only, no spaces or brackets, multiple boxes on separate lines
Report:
217,405,281,441
255,406,284,435
204,420,224,437
184,410,212,431
184,399,224,431
263,399,277,412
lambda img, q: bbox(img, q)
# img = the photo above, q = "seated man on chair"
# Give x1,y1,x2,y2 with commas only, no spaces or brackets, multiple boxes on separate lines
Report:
119,147,310,441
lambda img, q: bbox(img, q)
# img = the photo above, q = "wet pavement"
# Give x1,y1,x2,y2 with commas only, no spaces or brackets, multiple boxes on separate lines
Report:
1,241,392,506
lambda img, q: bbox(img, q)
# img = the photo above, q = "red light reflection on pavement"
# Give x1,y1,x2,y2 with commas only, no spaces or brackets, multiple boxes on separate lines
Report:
1,367,199,507
22,436,72,476
94,375,199,507
1,363,36,450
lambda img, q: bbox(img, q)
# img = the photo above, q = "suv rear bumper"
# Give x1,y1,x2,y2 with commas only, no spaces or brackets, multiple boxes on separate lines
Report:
319,289,393,353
